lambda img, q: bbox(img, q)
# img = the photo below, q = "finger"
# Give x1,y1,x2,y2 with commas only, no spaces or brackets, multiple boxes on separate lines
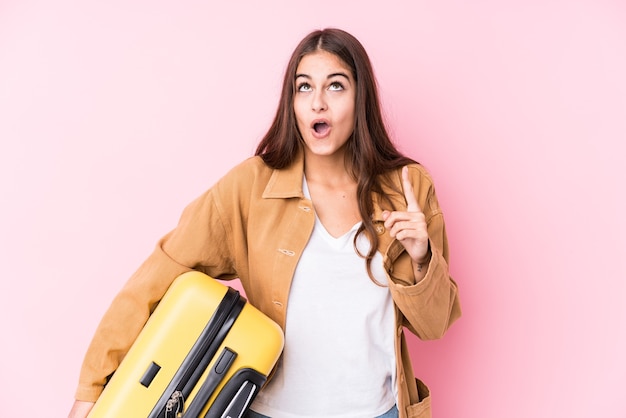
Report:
383,210,415,230
388,216,427,238
402,166,422,213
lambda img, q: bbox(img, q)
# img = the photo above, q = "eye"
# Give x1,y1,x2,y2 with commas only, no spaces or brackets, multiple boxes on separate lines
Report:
297,83,312,92
328,82,344,91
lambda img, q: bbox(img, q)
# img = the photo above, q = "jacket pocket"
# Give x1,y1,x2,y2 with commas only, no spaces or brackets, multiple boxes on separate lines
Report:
405,378,431,418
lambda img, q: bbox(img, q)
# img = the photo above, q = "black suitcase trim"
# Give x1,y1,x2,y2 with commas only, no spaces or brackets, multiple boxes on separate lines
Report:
147,287,247,418
204,368,267,418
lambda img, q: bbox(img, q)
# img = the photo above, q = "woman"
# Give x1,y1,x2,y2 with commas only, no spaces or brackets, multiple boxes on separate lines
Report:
68,28,461,418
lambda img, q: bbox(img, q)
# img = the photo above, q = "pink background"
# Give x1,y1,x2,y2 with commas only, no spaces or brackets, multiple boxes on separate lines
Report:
1,1,625,417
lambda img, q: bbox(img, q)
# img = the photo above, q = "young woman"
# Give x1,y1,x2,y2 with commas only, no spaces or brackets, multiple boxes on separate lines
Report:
68,28,461,418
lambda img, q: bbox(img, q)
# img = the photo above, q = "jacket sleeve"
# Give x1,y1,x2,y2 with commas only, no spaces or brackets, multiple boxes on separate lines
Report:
74,186,237,402
386,166,461,340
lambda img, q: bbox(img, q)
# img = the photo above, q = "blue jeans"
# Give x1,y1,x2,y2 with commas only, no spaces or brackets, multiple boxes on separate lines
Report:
245,404,399,418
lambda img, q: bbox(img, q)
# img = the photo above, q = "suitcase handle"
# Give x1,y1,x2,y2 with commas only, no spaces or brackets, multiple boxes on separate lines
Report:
206,369,268,418
183,347,237,417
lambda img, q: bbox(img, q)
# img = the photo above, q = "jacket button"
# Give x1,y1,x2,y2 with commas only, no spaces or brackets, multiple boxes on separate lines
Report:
278,248,295,256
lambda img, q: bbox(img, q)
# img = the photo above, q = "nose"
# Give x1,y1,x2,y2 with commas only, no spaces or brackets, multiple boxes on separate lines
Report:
311,90,327,112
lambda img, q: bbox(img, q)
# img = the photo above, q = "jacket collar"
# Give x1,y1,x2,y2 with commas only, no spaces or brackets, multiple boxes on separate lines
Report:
262,150,306,199
261,149,396,222
261,149,405,260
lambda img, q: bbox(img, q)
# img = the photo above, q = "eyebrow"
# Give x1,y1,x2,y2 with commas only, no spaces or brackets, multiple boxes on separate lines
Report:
295,72,351,81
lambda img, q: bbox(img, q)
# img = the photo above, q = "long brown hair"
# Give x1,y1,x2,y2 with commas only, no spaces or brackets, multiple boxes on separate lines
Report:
255,28,416,282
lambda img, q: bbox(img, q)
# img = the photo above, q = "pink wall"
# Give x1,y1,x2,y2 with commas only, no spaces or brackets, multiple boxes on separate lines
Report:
1,1,625,417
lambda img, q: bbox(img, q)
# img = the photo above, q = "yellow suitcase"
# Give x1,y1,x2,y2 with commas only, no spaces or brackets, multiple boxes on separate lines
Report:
88,271,284,418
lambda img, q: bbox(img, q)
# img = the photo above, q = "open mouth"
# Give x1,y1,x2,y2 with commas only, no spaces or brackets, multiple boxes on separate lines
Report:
312,121,330,136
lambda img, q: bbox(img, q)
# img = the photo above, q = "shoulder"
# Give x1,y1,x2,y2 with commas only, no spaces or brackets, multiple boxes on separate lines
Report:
406,164,443,219
380,163,436,191
379,163,443,217
224,156,272,178
195,156,273,217
214,156,273,189
195,157,273,209
406,163,435,187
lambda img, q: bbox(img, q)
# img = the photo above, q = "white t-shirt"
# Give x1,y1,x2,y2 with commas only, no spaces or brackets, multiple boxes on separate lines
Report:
250,179,397,417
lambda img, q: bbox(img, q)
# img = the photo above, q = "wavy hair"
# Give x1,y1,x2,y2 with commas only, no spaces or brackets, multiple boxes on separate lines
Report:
255,28,416,282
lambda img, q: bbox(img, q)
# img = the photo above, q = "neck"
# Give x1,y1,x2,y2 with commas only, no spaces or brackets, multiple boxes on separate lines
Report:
303,151,354,186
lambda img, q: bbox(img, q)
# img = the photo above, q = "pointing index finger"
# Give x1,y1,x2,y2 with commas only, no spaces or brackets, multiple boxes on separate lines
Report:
402,166,422,213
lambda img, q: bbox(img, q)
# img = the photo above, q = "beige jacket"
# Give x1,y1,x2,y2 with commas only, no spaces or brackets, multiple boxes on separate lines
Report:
76,151,461,418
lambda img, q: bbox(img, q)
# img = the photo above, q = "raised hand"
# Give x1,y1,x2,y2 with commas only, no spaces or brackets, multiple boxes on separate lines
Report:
382,166,430,268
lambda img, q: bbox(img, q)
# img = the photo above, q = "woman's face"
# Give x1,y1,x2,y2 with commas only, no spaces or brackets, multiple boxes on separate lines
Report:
293,50,356,161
